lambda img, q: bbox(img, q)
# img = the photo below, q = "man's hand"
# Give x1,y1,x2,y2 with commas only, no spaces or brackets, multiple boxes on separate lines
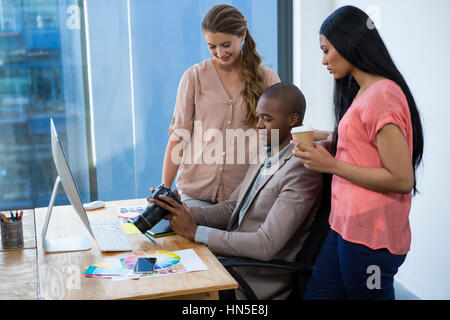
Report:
147,194,197,241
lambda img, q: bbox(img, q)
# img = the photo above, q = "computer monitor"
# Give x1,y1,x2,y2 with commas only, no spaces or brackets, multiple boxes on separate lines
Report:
42,118,94,252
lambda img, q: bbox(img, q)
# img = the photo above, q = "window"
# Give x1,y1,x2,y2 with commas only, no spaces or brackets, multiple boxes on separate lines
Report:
0,0,281,209
0,0,89,210
87,0,279,202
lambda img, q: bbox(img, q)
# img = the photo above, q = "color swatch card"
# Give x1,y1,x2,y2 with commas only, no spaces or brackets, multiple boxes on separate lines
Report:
121,250,183,276
84,266,140,279
84,249,207,280
119,249,207,277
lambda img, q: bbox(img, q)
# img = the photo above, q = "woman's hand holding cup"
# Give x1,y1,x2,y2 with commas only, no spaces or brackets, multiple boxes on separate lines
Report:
291,139,337,174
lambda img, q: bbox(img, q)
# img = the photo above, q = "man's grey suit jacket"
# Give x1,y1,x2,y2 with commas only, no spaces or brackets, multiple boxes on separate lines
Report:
191,144,323,299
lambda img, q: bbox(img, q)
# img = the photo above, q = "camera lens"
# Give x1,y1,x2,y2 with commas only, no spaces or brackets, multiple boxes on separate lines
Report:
130,185,180,234
132,203,167,233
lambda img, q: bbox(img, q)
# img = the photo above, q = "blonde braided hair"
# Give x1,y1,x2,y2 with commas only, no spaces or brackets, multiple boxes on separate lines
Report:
202,4,264,127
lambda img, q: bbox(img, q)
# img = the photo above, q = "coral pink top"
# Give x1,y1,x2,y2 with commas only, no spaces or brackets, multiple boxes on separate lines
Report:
329,79,413,255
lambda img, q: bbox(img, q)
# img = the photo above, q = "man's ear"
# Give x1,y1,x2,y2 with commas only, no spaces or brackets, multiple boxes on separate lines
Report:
289,113,300,127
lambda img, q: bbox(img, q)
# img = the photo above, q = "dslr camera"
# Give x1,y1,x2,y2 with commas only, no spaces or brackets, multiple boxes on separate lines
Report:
130,184,181,233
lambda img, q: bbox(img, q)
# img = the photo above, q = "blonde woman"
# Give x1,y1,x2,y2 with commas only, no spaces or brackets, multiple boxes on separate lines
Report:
162,4,280,206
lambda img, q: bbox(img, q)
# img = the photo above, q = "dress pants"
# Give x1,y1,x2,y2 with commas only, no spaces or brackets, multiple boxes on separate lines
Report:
303,229,406,300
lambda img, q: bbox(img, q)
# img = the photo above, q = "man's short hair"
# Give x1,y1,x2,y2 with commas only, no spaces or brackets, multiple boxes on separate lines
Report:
261,82,306,125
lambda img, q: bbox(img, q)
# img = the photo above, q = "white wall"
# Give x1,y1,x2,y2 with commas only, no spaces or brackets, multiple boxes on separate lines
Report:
293,0,334,131
294,0,450,299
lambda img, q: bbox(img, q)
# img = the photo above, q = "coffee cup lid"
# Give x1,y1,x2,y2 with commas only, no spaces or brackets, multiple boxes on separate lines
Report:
291,125,313,134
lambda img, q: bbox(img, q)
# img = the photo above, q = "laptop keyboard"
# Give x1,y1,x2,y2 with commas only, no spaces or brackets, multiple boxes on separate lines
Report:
90,219,132,252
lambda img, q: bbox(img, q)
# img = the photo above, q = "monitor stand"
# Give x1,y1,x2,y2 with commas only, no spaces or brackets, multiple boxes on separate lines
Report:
42,176,92,253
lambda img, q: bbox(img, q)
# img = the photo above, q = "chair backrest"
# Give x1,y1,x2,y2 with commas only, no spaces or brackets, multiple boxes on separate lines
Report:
292,173,332,298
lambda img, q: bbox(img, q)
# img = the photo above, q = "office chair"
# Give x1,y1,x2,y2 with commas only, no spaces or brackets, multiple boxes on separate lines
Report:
218,173,332,300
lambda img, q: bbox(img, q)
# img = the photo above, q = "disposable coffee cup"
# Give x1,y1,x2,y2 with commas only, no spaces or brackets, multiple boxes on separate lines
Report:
291,125,314,148
1,218,24,249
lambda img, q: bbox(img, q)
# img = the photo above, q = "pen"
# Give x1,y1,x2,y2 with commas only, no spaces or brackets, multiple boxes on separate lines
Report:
10,211,15,222
0,213,8,223
143,232,156,244
18,210,23,221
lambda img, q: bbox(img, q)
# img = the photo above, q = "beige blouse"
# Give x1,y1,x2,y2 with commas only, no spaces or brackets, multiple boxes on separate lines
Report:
168,58,280,202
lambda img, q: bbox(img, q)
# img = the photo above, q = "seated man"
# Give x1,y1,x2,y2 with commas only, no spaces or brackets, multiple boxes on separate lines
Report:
149,83,323,300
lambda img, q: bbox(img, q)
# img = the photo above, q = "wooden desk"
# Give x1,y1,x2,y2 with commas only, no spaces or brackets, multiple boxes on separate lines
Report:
34,198,237,300
0,210,38,300
0,250,38,300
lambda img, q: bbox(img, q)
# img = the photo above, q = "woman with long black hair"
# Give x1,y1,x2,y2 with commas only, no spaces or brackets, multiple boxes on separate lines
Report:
292,6,424,299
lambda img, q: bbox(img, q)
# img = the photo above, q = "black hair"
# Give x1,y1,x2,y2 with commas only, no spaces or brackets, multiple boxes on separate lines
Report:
261,82,306,126
320,5,424,194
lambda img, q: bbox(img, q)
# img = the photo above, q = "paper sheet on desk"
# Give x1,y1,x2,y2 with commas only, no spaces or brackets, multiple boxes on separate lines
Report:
118,205,145,235
102,248,208,281
175,249,208,272
118,205,144,219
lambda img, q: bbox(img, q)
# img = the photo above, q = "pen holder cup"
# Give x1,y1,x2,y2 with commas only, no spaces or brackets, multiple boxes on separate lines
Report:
1,218,24,249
